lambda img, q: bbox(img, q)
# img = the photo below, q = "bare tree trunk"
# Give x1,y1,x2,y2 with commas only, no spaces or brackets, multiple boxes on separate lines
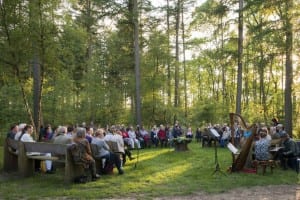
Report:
258,48,268,122
85,0,92,70
181,1,187,117
167,0,171,106
220,16,226,105
174,0,180,109
197,66,202,100
236,0,243,114
33,53,41,140
15,67,35,128
284,0,293,136
133,0,141,126
30,0,42,139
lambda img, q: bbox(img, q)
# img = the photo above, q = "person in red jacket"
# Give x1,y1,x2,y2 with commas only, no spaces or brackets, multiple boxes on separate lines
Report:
157,124,167,148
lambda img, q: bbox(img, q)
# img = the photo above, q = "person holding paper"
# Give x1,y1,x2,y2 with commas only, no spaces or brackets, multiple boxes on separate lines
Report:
278,131,299,170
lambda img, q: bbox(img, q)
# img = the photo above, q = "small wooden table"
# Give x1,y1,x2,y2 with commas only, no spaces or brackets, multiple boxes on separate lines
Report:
173,138,192,151
174,142,189,151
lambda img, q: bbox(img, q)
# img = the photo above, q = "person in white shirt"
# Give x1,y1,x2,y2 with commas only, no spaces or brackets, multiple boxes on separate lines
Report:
114,129,135,166
19,125,35,142
92,129,124,175
104,128,114,142
14,123,27,141
127,126,140,149
20,125,53,174
220,126,231,147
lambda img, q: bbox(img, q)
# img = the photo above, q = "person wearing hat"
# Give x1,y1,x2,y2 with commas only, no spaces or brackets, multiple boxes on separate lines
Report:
278,131,299,170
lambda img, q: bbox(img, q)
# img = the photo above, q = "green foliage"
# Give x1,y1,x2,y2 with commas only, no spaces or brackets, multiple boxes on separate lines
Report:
172,137,192,144
189,100,230,126
0,80,29,129
0,143,298,199
0,0,300,133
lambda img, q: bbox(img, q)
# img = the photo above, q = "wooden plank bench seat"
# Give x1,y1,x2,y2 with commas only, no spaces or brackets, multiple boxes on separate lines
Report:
26,154,60,161
252,160,275,175
3,138,19,171
3,138,86,183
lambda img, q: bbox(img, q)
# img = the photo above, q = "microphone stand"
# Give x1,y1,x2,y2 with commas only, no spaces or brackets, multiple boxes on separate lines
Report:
134,145,140,169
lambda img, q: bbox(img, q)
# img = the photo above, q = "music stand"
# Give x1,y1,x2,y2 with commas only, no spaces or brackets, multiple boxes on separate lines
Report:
209,128,226,176
134,146,140,169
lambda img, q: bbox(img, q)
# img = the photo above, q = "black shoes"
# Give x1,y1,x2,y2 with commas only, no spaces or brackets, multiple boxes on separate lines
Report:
118,169,124,175
129,157,135,161
46,170,54,174
74,176,88,184
92,174,100,181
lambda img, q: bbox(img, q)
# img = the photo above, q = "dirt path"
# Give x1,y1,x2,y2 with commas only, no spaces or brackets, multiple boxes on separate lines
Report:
154,184,299,200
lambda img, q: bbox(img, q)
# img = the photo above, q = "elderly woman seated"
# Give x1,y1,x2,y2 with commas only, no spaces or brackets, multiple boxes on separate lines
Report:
91,128,124,175
72,127,100,181
254,129,271,161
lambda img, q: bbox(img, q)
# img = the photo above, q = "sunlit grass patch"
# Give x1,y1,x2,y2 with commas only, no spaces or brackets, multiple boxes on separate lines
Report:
0,142,298,199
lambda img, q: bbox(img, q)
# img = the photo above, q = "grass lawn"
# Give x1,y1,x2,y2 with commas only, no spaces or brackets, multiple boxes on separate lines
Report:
0,142,299,199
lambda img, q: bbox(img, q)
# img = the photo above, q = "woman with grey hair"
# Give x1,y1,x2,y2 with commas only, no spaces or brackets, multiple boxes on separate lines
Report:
53,126,72,145
72,127,100,181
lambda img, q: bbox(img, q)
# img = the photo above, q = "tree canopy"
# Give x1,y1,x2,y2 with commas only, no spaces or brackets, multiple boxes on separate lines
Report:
0,0,299,137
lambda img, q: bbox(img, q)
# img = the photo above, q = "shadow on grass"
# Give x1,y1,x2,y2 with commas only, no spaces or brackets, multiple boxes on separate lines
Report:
0,143,298,199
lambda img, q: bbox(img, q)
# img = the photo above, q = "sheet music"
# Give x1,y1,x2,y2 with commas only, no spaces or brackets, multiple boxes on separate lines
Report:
227,142,239,154
269,146,283,152
209,128,220,138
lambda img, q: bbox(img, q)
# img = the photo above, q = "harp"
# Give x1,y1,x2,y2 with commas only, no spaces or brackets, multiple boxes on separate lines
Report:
229,113,257,172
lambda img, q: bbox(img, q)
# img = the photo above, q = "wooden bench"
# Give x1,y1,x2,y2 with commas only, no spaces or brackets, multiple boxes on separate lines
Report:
253,160,275,175
3,138,85,183
3,138,19,172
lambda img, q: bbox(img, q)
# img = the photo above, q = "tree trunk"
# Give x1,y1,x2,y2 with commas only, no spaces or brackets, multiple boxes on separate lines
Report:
167,0,171,106
284,0,293,136
174,0,180,108
133,0,142,126
33,54,41,140
236,0,243,115
15,66,35,129
181,2,187,117
30,0,42,139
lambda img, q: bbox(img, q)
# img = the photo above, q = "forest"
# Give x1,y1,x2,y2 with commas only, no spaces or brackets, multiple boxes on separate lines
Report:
0,0,299,137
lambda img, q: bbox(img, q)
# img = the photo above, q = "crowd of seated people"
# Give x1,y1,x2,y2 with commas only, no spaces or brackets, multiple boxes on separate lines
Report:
6,118,299,178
